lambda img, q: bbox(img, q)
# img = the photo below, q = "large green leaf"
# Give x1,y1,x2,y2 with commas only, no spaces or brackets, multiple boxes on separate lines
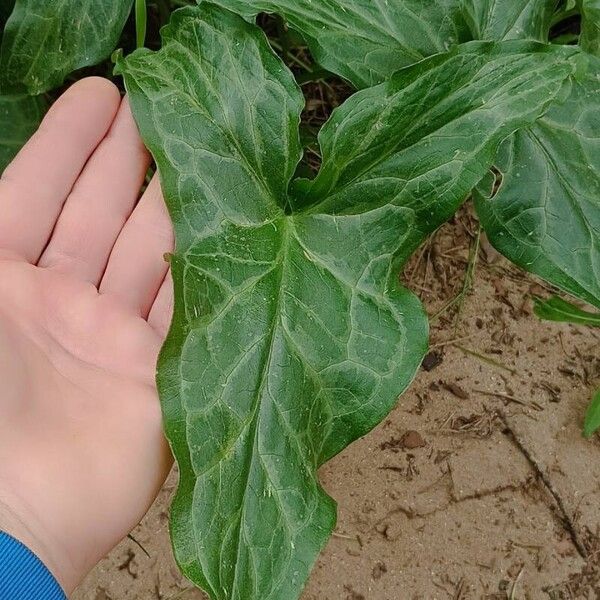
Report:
0,93,46,172
474,62,600,310
580,0,600,54
0,0,134,94
210,0,471,88
117,5,580,599
460,0,556,41
294,41,580,224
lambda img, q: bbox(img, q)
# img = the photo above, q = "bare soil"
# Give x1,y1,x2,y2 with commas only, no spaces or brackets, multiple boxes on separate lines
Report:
73,209,600,600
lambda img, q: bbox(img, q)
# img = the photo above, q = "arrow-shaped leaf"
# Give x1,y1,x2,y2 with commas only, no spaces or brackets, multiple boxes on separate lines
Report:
117,5,580,599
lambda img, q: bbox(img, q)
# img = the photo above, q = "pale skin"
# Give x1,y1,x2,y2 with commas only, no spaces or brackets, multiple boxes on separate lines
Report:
0,78,175,594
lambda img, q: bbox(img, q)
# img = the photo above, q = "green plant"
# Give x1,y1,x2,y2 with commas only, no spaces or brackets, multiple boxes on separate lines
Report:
534,295,600,326
585,390,600,437
1,1,599,599
533,295,600,436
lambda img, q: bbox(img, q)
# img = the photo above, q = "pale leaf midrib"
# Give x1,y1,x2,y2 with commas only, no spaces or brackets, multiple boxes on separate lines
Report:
226,218,292,599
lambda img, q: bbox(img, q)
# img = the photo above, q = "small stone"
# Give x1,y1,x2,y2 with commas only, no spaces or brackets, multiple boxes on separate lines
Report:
400,430,426,449
421,351,443,372
372,561,388,580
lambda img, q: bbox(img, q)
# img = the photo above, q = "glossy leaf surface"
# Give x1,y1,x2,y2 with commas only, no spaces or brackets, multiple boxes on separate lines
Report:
118,5,581,599
212,0,556,89
475,64,600,309
213,0,598,311
210,0,470,88
460,0,555,41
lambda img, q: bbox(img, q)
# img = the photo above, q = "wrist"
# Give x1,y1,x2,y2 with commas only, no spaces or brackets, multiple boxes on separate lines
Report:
0,487,75,593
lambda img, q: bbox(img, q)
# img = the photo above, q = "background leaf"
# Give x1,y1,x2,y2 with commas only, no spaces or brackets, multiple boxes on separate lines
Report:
0,0,45,171
460,0,556,41
209,0,471,88
579,0,600,54
0,93,46,172
534,296,600,326
297,41,579,229
119,4,580,596
0,0,134,94
474,62,600,310
211,0,558,89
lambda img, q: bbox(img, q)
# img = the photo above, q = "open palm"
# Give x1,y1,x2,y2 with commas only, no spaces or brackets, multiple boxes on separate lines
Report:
0,78,174,594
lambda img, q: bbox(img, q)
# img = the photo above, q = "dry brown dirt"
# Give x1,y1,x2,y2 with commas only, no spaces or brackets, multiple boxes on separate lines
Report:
73,209,600,600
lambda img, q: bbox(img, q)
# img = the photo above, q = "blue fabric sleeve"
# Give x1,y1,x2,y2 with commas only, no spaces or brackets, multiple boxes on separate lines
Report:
0,531,66,599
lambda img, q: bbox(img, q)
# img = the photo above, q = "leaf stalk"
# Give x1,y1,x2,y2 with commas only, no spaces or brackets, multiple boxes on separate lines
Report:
135,0,147,49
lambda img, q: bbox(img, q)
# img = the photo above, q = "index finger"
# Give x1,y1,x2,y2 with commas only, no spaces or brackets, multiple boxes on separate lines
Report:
0,77,121,263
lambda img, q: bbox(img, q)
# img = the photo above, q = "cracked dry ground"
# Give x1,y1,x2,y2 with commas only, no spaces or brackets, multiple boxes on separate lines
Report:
73,209,600,600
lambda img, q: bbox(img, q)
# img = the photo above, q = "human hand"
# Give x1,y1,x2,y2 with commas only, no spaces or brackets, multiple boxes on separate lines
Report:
0,78,174,594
